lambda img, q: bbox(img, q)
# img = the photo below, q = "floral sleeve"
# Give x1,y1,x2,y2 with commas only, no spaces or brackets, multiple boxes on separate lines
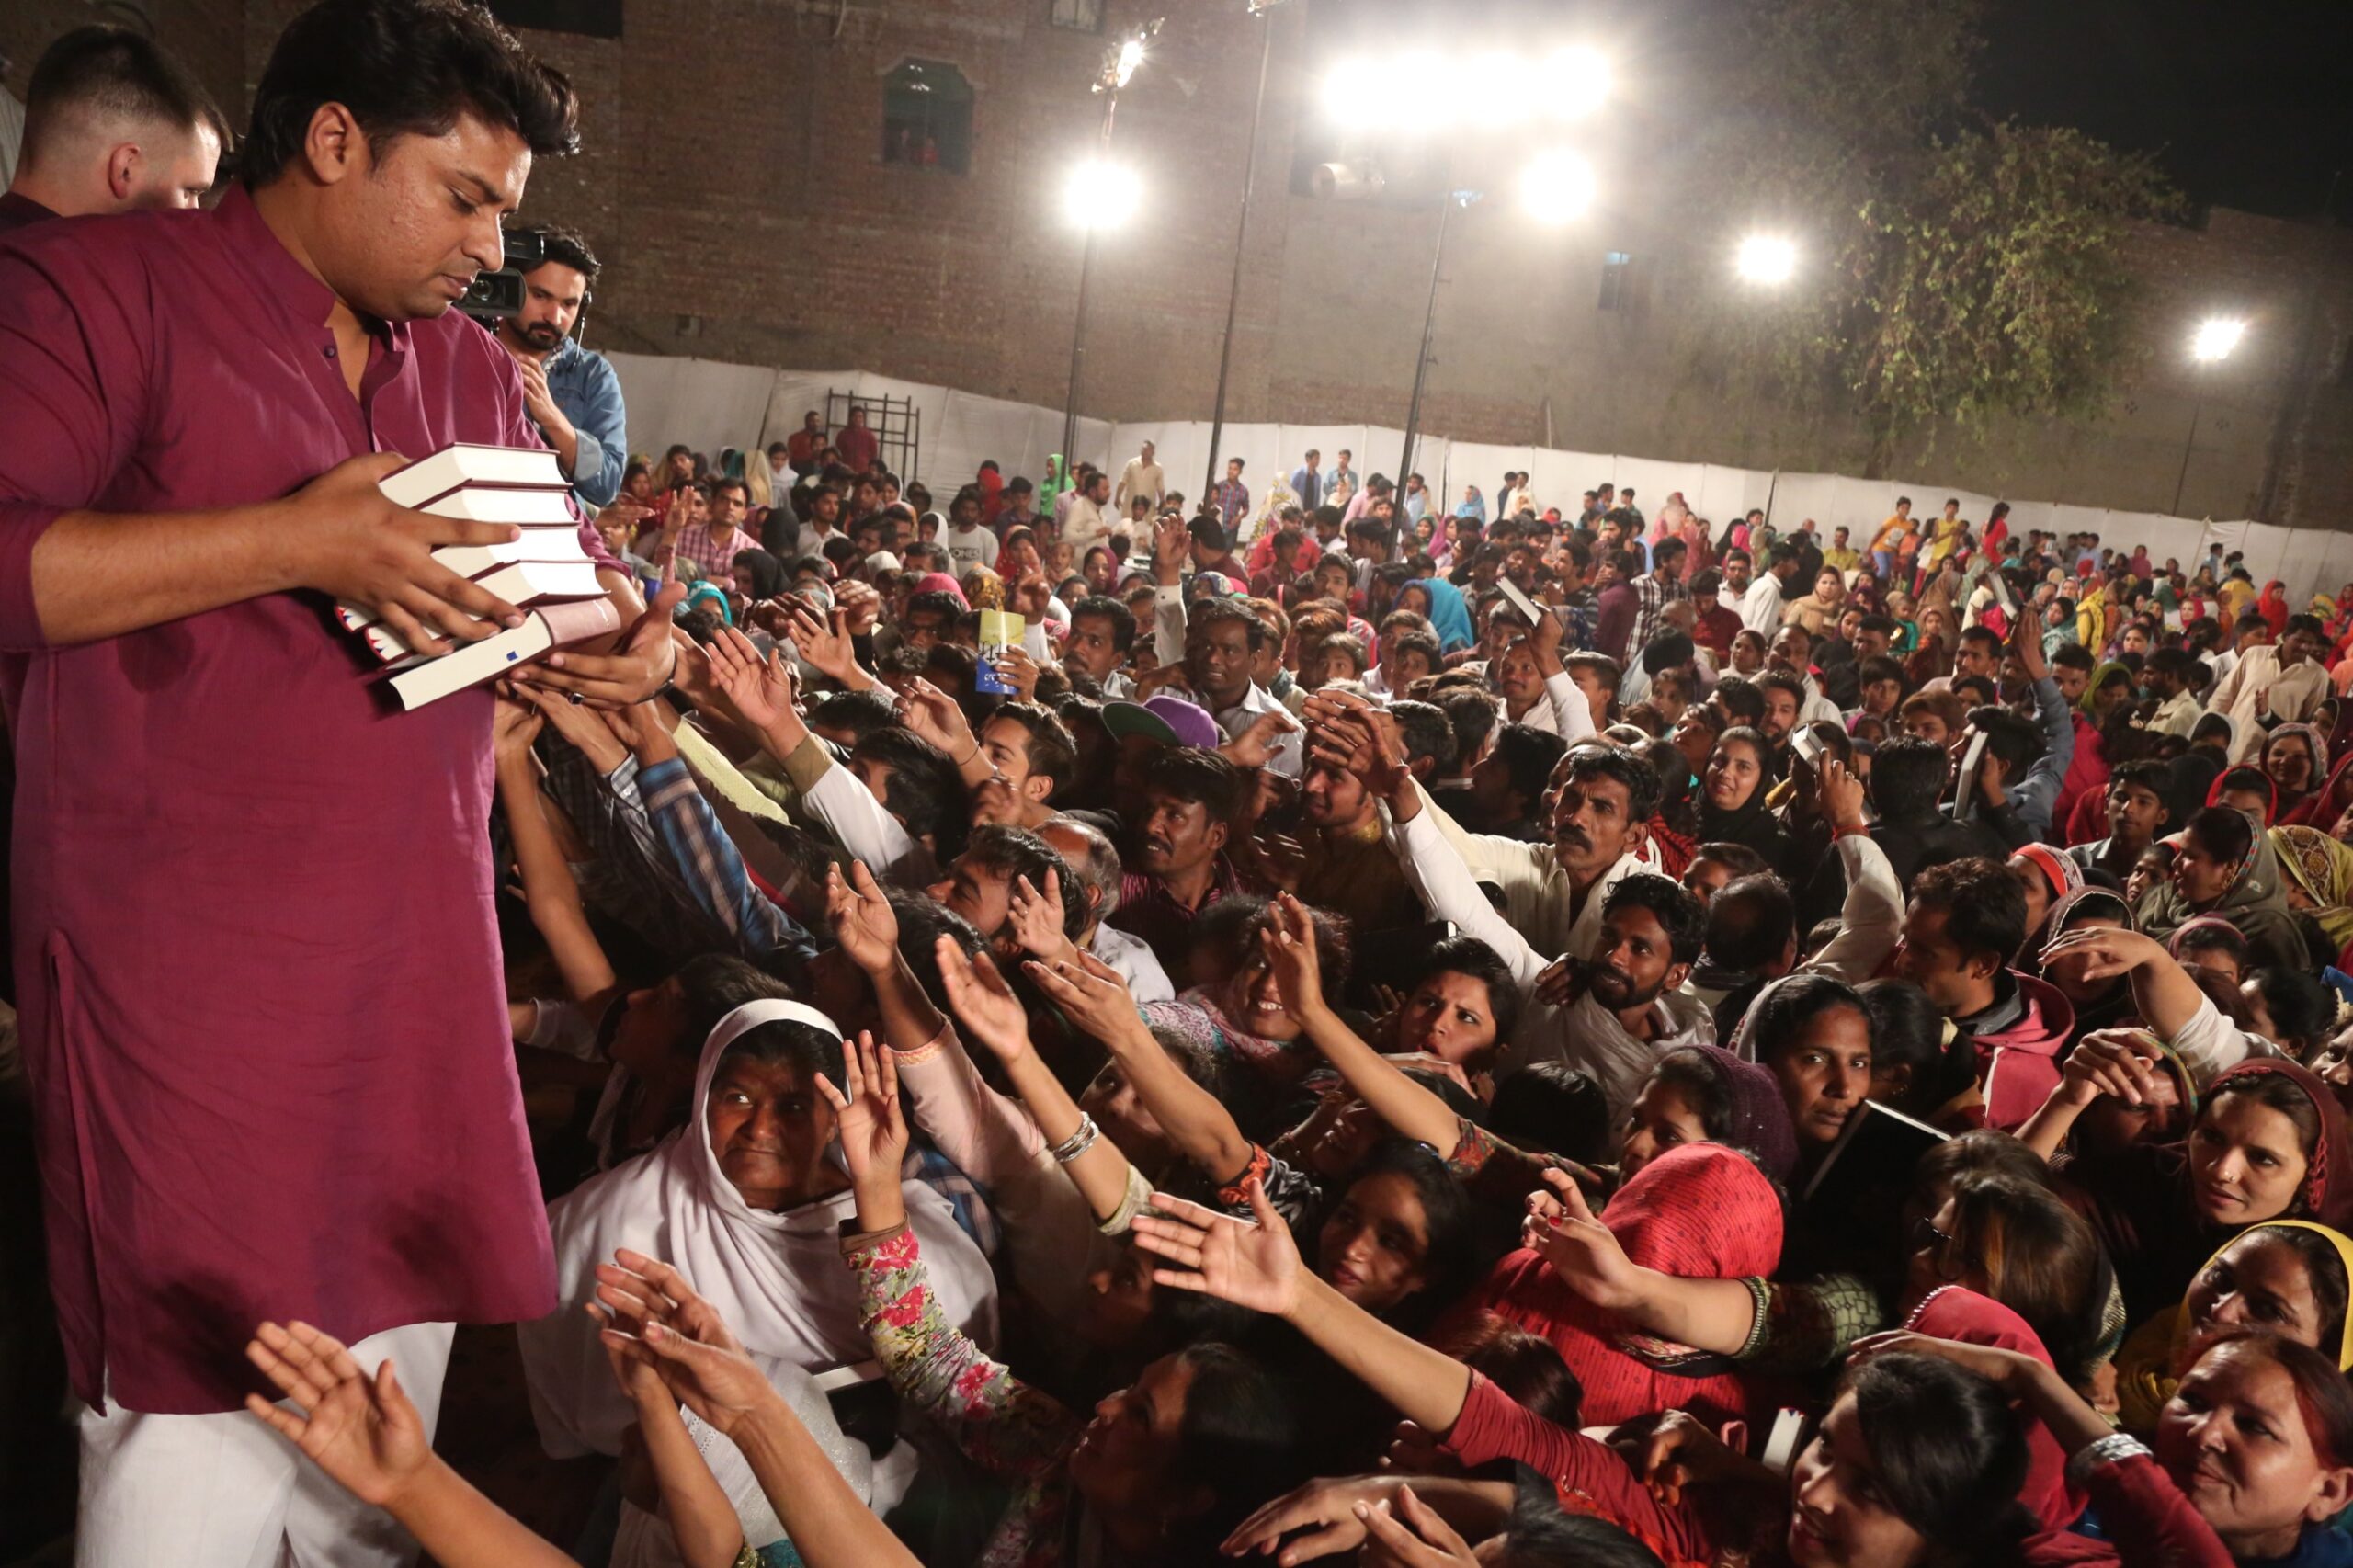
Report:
848,1226,1079,1482
1444,1118,1589,1210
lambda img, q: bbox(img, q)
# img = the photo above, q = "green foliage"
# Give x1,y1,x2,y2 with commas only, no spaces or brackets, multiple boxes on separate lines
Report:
1666,0,2181,453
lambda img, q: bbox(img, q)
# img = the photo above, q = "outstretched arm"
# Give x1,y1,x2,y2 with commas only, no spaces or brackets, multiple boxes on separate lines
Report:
1029,949,1258,1186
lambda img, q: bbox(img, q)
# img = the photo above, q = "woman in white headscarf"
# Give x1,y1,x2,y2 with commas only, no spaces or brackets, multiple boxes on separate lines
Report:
519,998,999,1460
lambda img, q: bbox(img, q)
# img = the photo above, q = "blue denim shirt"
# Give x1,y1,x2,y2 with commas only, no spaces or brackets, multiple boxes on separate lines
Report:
541,335,628,507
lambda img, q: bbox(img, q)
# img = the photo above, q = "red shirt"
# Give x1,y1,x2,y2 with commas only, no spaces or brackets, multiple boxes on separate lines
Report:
835,422,879,473
0,187,612,1412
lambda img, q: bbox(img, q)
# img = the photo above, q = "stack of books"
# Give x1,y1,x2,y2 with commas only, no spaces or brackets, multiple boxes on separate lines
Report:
343,445,619,710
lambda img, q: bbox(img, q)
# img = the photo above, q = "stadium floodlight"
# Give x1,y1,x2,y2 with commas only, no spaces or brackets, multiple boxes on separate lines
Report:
2190,317,2246,363
1735,233,1799,284
1065,158,1141,230
1519,150,1597,225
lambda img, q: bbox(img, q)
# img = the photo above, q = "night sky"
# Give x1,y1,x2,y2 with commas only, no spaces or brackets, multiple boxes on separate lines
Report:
1975,0,2353,221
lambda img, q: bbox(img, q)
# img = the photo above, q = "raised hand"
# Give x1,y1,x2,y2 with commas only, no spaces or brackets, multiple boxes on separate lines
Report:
970,775,1029,827
2052,1028,2166,1109
1520,1167,1643,1311
1261,892,1327,1024
1847,1329,2035,1394
517,581,688,710
995,643,1042,703
1223,1473,1413,1565
1222,707,1299,769
591,1249,774,1437
1011,574,1054,620
813,1030,909,1187
244,1321,432,1509
833,580,883,637
705,624,797,732
492,688,544,768
933,936,1033,1065
1634,1409,1740,1509
1022,948,1142,1045
1815,756,1867,833
519,682,628,772
2037,926,2165,982
1153,515,1190,584
783,598,860,682
897,678,976,759
1007,869,1074,960
824,859,900,975
1359,1484,1480,1568
1130,1179,1302,1317
1251,830,1307,893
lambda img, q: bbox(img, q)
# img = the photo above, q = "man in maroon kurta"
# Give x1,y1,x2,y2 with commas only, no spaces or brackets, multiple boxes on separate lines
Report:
0,3,673,1562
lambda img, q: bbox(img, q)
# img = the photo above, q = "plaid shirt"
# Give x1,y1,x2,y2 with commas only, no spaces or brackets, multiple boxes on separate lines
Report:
1212,476,1251,533
1626,573,1686,664
638,756,820,974
660,521,754,583
538,742,740,964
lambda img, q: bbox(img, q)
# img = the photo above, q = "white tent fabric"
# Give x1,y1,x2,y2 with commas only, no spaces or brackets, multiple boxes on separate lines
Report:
602,353,2353,603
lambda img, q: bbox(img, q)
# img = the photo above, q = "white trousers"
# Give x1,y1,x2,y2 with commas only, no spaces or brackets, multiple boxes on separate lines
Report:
75,1320,457,1568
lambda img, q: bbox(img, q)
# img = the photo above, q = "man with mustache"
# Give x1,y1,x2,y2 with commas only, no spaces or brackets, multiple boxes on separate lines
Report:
494,223,627,507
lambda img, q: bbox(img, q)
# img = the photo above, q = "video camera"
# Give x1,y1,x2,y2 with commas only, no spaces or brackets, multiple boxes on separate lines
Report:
459,226,547,321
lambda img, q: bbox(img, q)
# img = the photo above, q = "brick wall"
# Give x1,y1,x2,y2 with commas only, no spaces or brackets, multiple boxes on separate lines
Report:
11,0,2353,528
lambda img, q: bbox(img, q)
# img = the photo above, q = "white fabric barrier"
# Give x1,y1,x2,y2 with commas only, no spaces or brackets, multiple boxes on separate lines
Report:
603,353,2353,604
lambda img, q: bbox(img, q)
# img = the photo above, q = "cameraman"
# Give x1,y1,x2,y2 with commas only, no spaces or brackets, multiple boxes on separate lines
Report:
494,223,627,508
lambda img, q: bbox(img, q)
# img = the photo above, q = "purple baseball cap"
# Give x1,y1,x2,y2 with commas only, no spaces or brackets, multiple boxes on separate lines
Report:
1101,695,1222,750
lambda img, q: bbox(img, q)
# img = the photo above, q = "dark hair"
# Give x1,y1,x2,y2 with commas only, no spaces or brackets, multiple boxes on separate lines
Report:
1857,978,1972,1119
1843,1354,2034,1563
1706,872,1797,972
1604,872,1706,965
1190,597,1269,653
1486,1062,1613,1165
983,701,1078,795
1404,937,1522,1045
1946,1172,2106,1376
1912,858,2029,969
1332,1140,1479,1326
1433,688,1500,767
2052,642,2096,673
515,222,598,283
1569,744,1663,824
2249,968,2338,1051
24,25,229,165
2208,1070,2325,1202
1069,594,1138,653
2240,1226,2353,1360
1752,973,1870,1067
1437,1313,1584,1430
1690,840,1768,878
2185,805,2256,872
1491,723,1570,813
244,0,578,187
1238,900,1353,997
1648,1047,1738,1142
1871,735,1949,821
1388,699,1459,773
1711,676,1766,727
1963,707,2044,776
959,824,1086,940
1163,1344,1308,1556
806,688,899,742
1140,746,1247,824
1754,669,1807,714
851,727,965,842
2109,758,2171,803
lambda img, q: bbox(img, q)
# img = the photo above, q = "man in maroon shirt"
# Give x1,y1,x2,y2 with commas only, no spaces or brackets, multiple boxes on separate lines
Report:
0,2,676,1562
0,26,226,233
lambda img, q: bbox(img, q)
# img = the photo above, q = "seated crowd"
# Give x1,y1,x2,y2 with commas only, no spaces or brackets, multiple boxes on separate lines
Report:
259,456,2353,1568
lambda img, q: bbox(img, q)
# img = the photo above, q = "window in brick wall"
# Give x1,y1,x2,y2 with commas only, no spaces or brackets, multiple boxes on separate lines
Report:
881,60,973,176
1051,0,1106,32
1598,251,1633,312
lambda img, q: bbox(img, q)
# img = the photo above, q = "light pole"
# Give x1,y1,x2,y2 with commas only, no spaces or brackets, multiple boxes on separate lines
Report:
1398,190,1481,496
1202,0,1291,511
2172,317,2246,517
1060,21,1160,472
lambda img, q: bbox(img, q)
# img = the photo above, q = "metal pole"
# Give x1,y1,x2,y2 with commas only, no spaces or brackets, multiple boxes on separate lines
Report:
1203,4,1279,507
1398,193,1457,495
1061,93,1121,471
2171,391,2205,517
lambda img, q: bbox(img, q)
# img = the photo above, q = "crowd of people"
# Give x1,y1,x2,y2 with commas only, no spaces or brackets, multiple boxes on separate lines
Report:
12,4,2353,1568
363,428,2353,1568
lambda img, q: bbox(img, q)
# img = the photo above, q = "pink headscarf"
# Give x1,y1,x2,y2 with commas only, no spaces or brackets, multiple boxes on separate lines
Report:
914,572,969,608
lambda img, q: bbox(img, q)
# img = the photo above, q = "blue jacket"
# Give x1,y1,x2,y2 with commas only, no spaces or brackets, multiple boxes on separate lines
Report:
541,335,628,507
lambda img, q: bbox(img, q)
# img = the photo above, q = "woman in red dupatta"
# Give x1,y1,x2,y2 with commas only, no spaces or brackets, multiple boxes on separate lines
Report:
1464,1142,1782,1429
